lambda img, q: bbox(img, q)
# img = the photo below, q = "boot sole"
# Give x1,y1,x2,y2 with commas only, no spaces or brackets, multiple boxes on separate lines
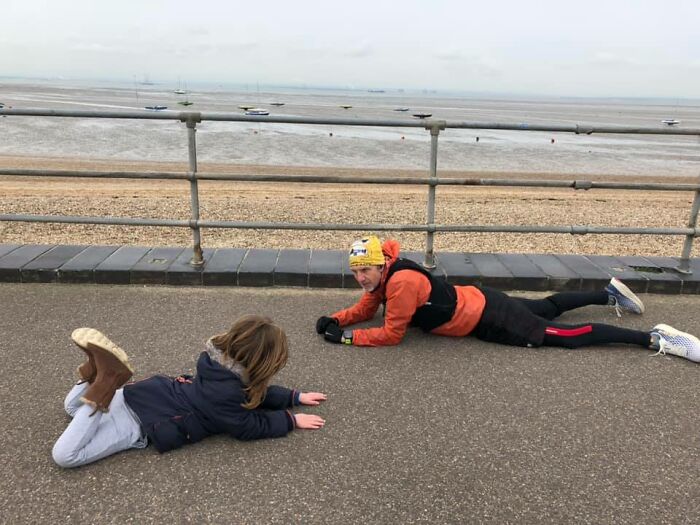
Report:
71,327,134,374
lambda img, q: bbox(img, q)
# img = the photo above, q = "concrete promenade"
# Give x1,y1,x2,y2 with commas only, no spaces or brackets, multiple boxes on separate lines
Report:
1,282,699,524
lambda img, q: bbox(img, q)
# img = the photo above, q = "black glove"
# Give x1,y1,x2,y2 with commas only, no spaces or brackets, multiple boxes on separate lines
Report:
324,323,353,345
316,316,338,334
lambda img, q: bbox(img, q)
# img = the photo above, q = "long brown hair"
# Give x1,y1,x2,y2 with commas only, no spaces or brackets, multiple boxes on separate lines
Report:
210,315,289,409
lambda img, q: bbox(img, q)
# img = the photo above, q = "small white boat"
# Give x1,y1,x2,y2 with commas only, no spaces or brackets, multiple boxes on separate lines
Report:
238,104,255,110
245,108,269,116
173,89,187,95
144,105,167,111
412,112,432,119
340,104,353,109
661,119,680,126
270,102,285,107
394,107,410,112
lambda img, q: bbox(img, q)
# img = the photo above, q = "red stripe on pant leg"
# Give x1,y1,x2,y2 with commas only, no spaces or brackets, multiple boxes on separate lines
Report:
544,325,593,337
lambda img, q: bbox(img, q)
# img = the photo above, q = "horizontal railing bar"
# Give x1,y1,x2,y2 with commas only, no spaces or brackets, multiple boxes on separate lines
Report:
1,213,698,236
446,121,700,135
2,169,699,192
0,169,191,180
2,108,700,135
0,215,190,227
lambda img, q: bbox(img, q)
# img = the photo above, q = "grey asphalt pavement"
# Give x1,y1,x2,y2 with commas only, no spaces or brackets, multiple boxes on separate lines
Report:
1,283,699,524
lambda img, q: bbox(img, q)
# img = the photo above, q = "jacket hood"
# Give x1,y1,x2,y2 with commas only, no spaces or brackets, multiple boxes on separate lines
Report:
381,239,400,264
202,339,249,384
374,239,400,292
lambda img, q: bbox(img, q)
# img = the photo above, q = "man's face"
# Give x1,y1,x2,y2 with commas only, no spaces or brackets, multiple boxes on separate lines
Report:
351,265,384,292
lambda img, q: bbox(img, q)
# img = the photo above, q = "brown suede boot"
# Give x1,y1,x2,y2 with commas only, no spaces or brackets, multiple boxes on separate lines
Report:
71,328,97,383
77,332,134,413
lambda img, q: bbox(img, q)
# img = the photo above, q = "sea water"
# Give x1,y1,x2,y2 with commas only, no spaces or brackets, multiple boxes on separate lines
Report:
0,79,698,177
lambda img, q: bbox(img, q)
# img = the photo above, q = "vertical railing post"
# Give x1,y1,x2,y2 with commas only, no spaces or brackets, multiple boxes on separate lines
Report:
677,186,700,274
182,113,204,266
423,121,446,269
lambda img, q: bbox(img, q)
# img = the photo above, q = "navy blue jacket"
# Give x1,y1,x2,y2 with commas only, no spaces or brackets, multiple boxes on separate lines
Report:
123,351,298,453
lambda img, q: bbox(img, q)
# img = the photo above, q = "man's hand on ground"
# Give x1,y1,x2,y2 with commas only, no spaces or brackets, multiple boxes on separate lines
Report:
316,316,338,334
324,324,353,345
324,323,343,343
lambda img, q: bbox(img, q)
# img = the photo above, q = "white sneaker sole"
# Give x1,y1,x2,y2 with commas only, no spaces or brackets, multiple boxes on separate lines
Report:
71,327,134,373
610,277,645,314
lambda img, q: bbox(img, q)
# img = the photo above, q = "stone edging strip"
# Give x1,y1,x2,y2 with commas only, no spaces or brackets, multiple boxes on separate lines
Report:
0,244,698,293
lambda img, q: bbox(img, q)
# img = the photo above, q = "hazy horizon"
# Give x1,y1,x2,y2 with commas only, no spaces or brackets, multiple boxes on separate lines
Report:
1,74,698,107
3,0,700,100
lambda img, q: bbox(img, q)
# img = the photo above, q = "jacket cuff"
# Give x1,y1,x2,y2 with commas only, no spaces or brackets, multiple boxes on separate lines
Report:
285,410,296,431
292,389,301,406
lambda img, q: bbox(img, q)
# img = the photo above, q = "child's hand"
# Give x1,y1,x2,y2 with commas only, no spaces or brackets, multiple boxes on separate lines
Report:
299,392,327,406
294,413,325,430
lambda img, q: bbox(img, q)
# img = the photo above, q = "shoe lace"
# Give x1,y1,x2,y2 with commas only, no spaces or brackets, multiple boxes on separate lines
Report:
611,297,622,318
650,331,665,357
651,345,666,357
651,332,669,357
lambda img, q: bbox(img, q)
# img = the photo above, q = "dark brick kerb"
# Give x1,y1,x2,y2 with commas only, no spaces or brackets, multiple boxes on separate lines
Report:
0,244,697,294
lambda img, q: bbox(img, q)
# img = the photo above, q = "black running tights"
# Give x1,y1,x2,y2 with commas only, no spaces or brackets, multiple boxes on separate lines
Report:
515,290,651,349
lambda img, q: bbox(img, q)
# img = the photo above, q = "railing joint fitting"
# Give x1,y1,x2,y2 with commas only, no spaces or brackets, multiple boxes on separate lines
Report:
574,180,593,190
575,124,594,135
180,112,202,128
425,120,446,134
570,226,588,235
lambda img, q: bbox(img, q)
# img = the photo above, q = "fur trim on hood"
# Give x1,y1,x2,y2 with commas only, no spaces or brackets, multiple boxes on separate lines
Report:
205,338,249,384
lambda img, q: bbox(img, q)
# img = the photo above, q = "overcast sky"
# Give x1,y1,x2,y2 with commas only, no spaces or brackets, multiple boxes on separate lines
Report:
3,0,699,98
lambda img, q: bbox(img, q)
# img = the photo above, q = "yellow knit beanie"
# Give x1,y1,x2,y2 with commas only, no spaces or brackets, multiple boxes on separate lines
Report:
349,235,385,267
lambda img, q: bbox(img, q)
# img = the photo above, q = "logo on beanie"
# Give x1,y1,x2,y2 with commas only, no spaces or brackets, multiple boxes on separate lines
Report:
349,236,384,267
350,246,368,257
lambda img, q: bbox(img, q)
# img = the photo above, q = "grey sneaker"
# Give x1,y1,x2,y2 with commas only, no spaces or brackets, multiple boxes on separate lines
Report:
651,324,700,363
605,278,645,316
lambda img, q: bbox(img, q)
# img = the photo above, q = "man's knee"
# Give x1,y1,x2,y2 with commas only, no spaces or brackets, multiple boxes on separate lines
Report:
543,297,563,320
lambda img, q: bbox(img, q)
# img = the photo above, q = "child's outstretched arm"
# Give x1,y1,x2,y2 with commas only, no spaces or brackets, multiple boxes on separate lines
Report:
260,387,327,410
225,397,326,439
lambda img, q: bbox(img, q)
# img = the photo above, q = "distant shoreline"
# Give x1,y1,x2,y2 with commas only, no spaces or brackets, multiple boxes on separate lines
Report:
2,77,699,105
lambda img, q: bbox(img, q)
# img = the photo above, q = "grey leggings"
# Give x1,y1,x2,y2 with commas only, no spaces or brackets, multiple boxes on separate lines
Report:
52,382,147,468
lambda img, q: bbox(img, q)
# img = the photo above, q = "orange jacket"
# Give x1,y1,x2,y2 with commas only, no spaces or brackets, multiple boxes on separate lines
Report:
331,240,486,346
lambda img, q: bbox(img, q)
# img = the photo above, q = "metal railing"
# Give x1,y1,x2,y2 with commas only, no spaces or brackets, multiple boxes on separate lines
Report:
1,107,699,273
